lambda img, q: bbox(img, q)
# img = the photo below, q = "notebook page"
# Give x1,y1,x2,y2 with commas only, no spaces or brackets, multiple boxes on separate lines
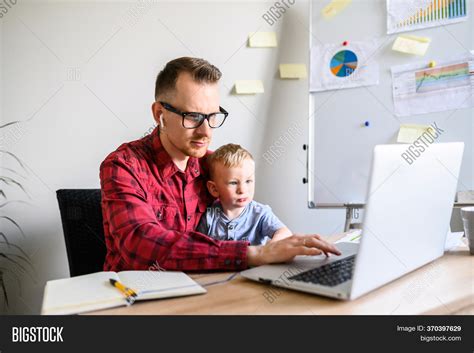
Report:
117,271,206,299
41,272,125,315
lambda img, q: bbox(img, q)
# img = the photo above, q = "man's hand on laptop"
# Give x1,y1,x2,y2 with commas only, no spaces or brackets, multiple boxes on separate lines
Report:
246,234,341,267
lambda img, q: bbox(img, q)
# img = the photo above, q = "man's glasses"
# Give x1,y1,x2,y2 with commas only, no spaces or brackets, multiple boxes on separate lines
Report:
159,101,228,129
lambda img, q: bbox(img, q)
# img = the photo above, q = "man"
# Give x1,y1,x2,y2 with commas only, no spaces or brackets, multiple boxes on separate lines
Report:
100,57,340,271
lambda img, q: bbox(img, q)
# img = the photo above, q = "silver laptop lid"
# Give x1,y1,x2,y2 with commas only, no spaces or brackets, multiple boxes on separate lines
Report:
350,142,464,300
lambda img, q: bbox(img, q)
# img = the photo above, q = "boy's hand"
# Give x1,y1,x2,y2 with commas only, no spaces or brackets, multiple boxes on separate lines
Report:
270,227,292,242
247,234,341,267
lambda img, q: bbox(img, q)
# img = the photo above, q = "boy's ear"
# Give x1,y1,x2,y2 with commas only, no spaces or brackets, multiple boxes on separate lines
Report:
207,180,219,198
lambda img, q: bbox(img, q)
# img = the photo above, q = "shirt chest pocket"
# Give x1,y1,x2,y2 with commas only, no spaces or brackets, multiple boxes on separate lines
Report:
154,204,180,230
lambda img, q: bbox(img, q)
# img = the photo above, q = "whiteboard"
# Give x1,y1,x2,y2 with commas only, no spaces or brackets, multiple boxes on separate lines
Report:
308,0,474,206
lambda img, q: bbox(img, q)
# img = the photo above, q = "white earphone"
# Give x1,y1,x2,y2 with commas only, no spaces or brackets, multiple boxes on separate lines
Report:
159,113,165,128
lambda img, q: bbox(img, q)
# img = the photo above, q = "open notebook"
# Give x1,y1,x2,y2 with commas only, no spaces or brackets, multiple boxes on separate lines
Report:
41,271,206,315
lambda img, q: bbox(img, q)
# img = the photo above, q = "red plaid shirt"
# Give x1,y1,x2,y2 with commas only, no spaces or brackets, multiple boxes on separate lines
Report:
100,128,249,271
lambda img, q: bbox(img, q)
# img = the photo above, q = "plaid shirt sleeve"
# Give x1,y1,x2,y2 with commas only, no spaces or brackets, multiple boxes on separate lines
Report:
100,156,249,271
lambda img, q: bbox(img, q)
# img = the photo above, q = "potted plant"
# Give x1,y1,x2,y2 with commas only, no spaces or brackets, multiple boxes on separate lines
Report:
0,122,34,312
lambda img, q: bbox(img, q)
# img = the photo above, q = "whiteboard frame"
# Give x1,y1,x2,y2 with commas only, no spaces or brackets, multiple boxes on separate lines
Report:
307,0,353,209
306,0,473,210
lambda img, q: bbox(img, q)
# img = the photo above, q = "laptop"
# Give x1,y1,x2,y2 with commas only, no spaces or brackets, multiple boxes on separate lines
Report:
241,142,464,300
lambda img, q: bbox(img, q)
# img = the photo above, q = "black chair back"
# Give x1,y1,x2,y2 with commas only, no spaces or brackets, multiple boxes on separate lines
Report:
56,189,106,277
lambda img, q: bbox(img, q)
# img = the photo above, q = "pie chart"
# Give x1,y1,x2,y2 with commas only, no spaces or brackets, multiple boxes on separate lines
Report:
330,50,358,77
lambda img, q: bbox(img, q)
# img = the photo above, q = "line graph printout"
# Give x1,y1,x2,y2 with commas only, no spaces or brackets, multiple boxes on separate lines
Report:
391,52,474,116
387,0,468,34
415,62,470,92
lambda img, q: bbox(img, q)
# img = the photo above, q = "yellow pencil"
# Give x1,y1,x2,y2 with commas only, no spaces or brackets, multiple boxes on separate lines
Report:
109,278,138,302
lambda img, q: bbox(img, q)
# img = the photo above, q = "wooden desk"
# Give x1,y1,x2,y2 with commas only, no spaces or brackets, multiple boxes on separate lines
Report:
88,236,473,315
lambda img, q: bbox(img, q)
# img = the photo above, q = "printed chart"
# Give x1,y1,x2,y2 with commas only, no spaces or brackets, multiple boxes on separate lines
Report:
387,0,468,34
330,50,358,77
310,40,379,92
415,62,470,93
391,52,474,116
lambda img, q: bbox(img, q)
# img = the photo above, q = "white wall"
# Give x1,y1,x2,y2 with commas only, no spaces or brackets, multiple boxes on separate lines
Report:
0,0,344,314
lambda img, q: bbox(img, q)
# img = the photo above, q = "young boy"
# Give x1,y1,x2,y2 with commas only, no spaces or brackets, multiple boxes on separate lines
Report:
197,143,292,245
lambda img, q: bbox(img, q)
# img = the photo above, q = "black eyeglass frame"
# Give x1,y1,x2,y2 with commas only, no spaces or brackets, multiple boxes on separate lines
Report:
159,101,229,129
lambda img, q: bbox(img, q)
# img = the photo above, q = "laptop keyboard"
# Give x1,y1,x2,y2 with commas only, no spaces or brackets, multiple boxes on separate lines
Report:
288,255,356,287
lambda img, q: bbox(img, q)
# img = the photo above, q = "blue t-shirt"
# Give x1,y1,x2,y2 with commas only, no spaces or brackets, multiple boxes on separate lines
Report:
196,200,286,245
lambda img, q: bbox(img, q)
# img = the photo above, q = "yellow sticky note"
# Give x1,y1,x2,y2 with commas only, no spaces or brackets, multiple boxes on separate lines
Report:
248,32,277,48
322,0,352,19
234,80,264,94
279,64,307,79
392,35,431,56
397,124,434,143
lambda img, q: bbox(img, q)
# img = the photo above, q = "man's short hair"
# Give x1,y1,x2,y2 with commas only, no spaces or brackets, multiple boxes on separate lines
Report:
154,57,222,100
207,144,254,179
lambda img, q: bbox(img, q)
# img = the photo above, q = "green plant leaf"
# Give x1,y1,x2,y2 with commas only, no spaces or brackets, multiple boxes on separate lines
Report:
0,267,21,284
0,216,26,238
0,272,9,307
0,248,35,277
0,256,36,283
0,267,22,298
0,120,22,129
0,200,31,208
0,253,31,275
0,233,11,246
0,167,27,179
0,150,28,173
0,144,30,305
0,240,31,259
0,252,36,279
0,177,30,199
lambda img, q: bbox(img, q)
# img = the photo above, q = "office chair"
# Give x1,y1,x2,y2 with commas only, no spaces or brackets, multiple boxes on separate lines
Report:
56,189,107,277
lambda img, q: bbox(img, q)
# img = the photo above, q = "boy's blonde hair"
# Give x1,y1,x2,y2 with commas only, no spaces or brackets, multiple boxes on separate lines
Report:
207,144,254,179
